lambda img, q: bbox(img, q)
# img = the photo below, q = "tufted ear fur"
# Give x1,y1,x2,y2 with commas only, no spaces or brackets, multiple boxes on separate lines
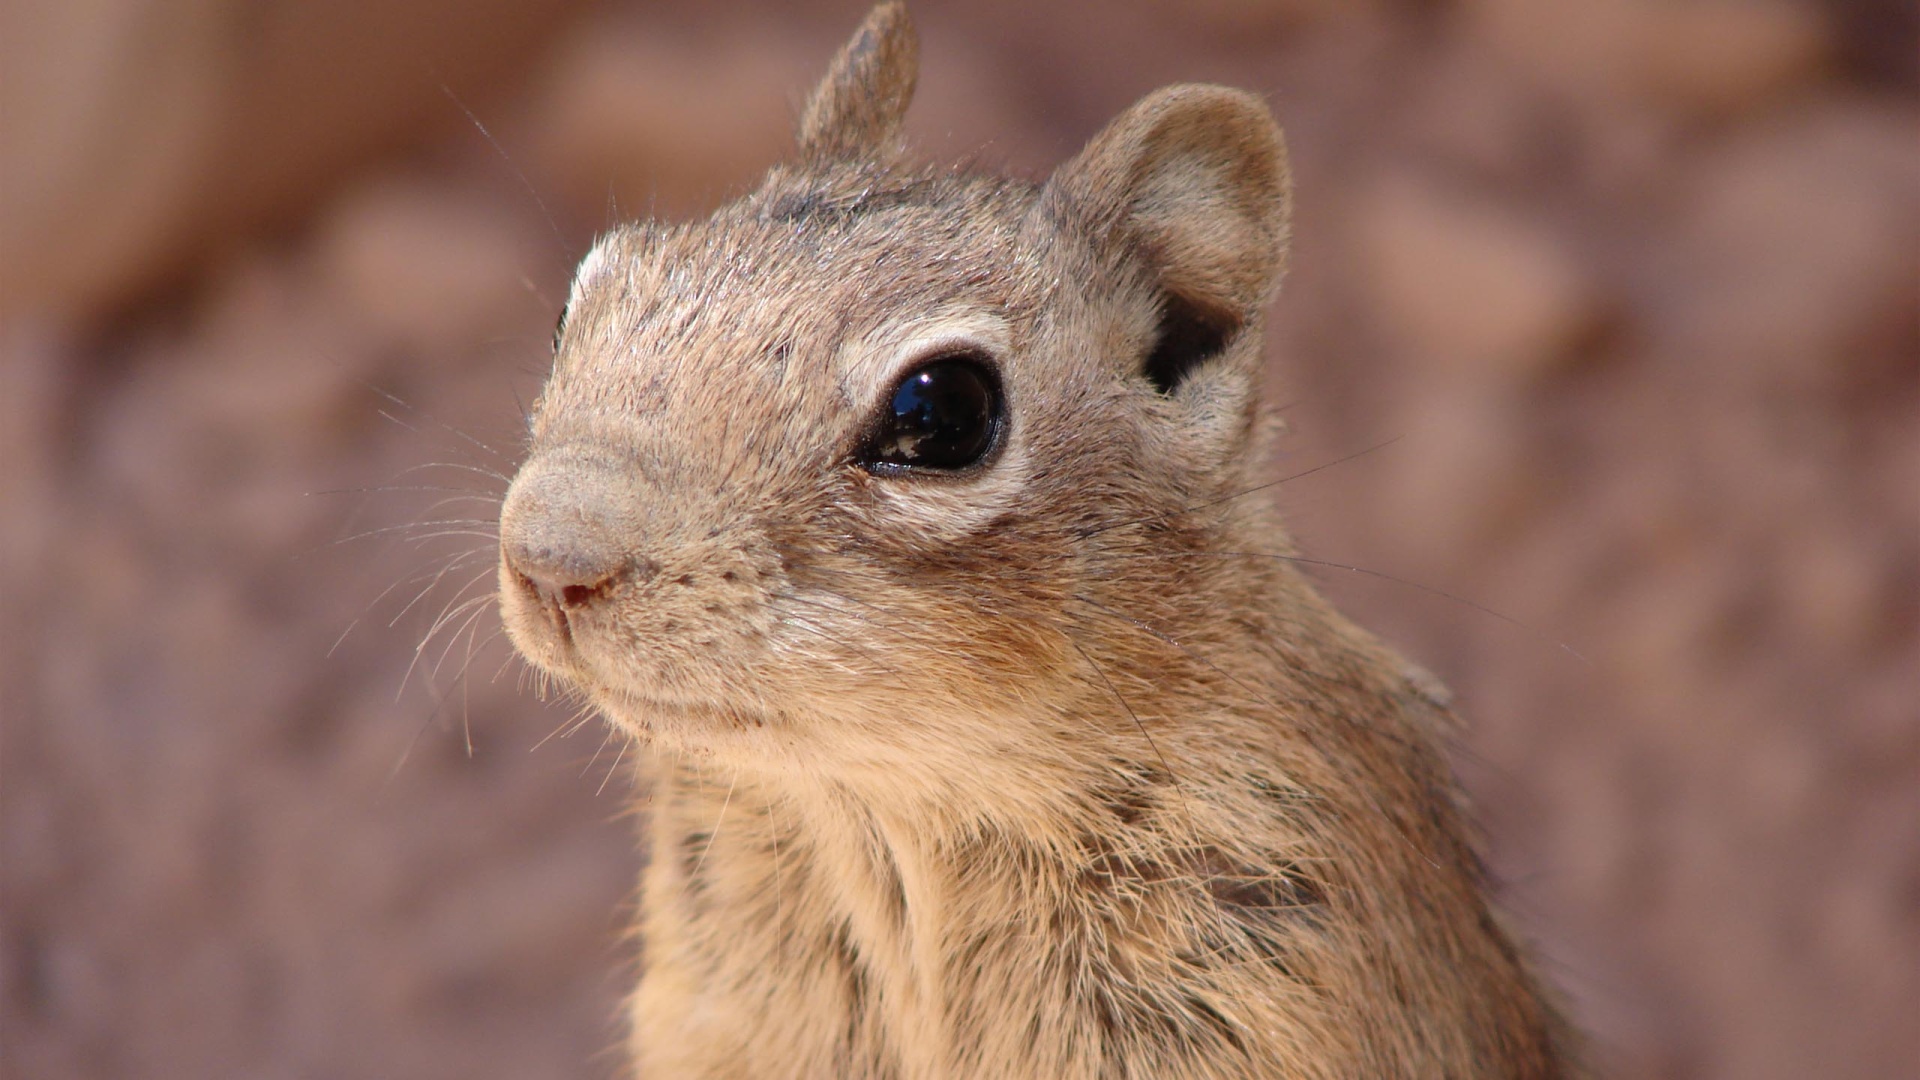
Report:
796,3,919,164
1043,85,1291,393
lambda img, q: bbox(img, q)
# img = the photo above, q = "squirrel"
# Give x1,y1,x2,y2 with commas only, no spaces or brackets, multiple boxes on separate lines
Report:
495,4,1579,1077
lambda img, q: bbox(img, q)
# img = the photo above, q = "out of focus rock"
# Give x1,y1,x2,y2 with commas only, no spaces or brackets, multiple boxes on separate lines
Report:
1664,99,1920,384
0,327,67,577
528,17,813,224
1466,0,1830,116
1379,391,1545,568
1403,41,1552,182
0,0,589,323
1151,0,1374,34
1637,1,1831,115
0,1,226,322
1778,519,1911,659
315,177,554,358
1358,175,1602,382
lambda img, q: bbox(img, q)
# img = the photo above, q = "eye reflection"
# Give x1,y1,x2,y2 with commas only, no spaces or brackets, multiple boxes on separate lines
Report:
861,355,1002,472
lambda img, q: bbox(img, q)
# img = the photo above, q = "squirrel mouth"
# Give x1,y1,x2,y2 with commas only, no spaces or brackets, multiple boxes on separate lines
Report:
509,611,773,737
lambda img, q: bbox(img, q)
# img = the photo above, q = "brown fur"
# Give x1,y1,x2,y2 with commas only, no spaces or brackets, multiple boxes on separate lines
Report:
495,4,1580,1076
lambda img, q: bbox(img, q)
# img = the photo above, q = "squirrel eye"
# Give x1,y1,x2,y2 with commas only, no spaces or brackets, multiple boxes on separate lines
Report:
861,355,1003,473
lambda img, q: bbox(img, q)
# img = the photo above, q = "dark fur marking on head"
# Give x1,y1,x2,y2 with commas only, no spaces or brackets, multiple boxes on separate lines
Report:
763,185,925,224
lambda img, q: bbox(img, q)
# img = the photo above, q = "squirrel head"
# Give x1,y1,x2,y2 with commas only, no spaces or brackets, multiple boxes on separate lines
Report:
498,3,1293,786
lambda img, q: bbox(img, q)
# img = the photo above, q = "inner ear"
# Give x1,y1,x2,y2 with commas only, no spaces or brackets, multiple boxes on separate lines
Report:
1143,292,1238,395
1040,84,1290,391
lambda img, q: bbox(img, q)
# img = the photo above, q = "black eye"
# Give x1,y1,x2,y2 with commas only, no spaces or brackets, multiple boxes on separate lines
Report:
860,355,1003,472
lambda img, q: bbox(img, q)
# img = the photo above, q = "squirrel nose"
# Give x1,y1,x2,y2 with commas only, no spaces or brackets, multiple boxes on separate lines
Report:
498,458,644,618
506,543,626,612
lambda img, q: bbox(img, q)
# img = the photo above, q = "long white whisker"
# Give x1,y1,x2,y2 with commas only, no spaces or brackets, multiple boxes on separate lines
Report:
596,738,631,797
690,773,739,881
366,380,521,468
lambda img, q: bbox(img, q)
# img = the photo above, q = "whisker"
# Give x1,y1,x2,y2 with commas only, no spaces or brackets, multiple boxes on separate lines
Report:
393,555,495,632
447,619,511,757
418,585,497,662
480,631,518,684
1063,636,1195,836
374,405,514,474
436,81,570,258
1098,549,1587,664
382,551,496,630
430,592,497,689
1080,436,1404,539
367,457,511,489
508,382,534,432
329,518,500,548
581,728,616,778
519,273,559,317
311,486,503,502
387,670,468,782
690,773,739,881
534,699,603,752
372,413,513,481
331,549,490,661
401,585,496,700
596,738,631,797
311,476,501,561
406,496,504,527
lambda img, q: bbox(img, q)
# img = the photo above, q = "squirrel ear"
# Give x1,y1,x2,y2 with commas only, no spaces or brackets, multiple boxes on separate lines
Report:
797,3,919,164
1043,85,1291,333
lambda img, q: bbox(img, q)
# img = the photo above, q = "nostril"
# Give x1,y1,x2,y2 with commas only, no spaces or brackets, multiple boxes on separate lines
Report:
504,541,631,615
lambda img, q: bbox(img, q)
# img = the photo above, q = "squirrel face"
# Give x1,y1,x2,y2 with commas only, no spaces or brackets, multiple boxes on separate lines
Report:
497,2,1292,786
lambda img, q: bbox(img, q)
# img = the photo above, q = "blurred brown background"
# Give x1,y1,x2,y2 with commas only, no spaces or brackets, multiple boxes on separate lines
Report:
2,1,1914,1077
